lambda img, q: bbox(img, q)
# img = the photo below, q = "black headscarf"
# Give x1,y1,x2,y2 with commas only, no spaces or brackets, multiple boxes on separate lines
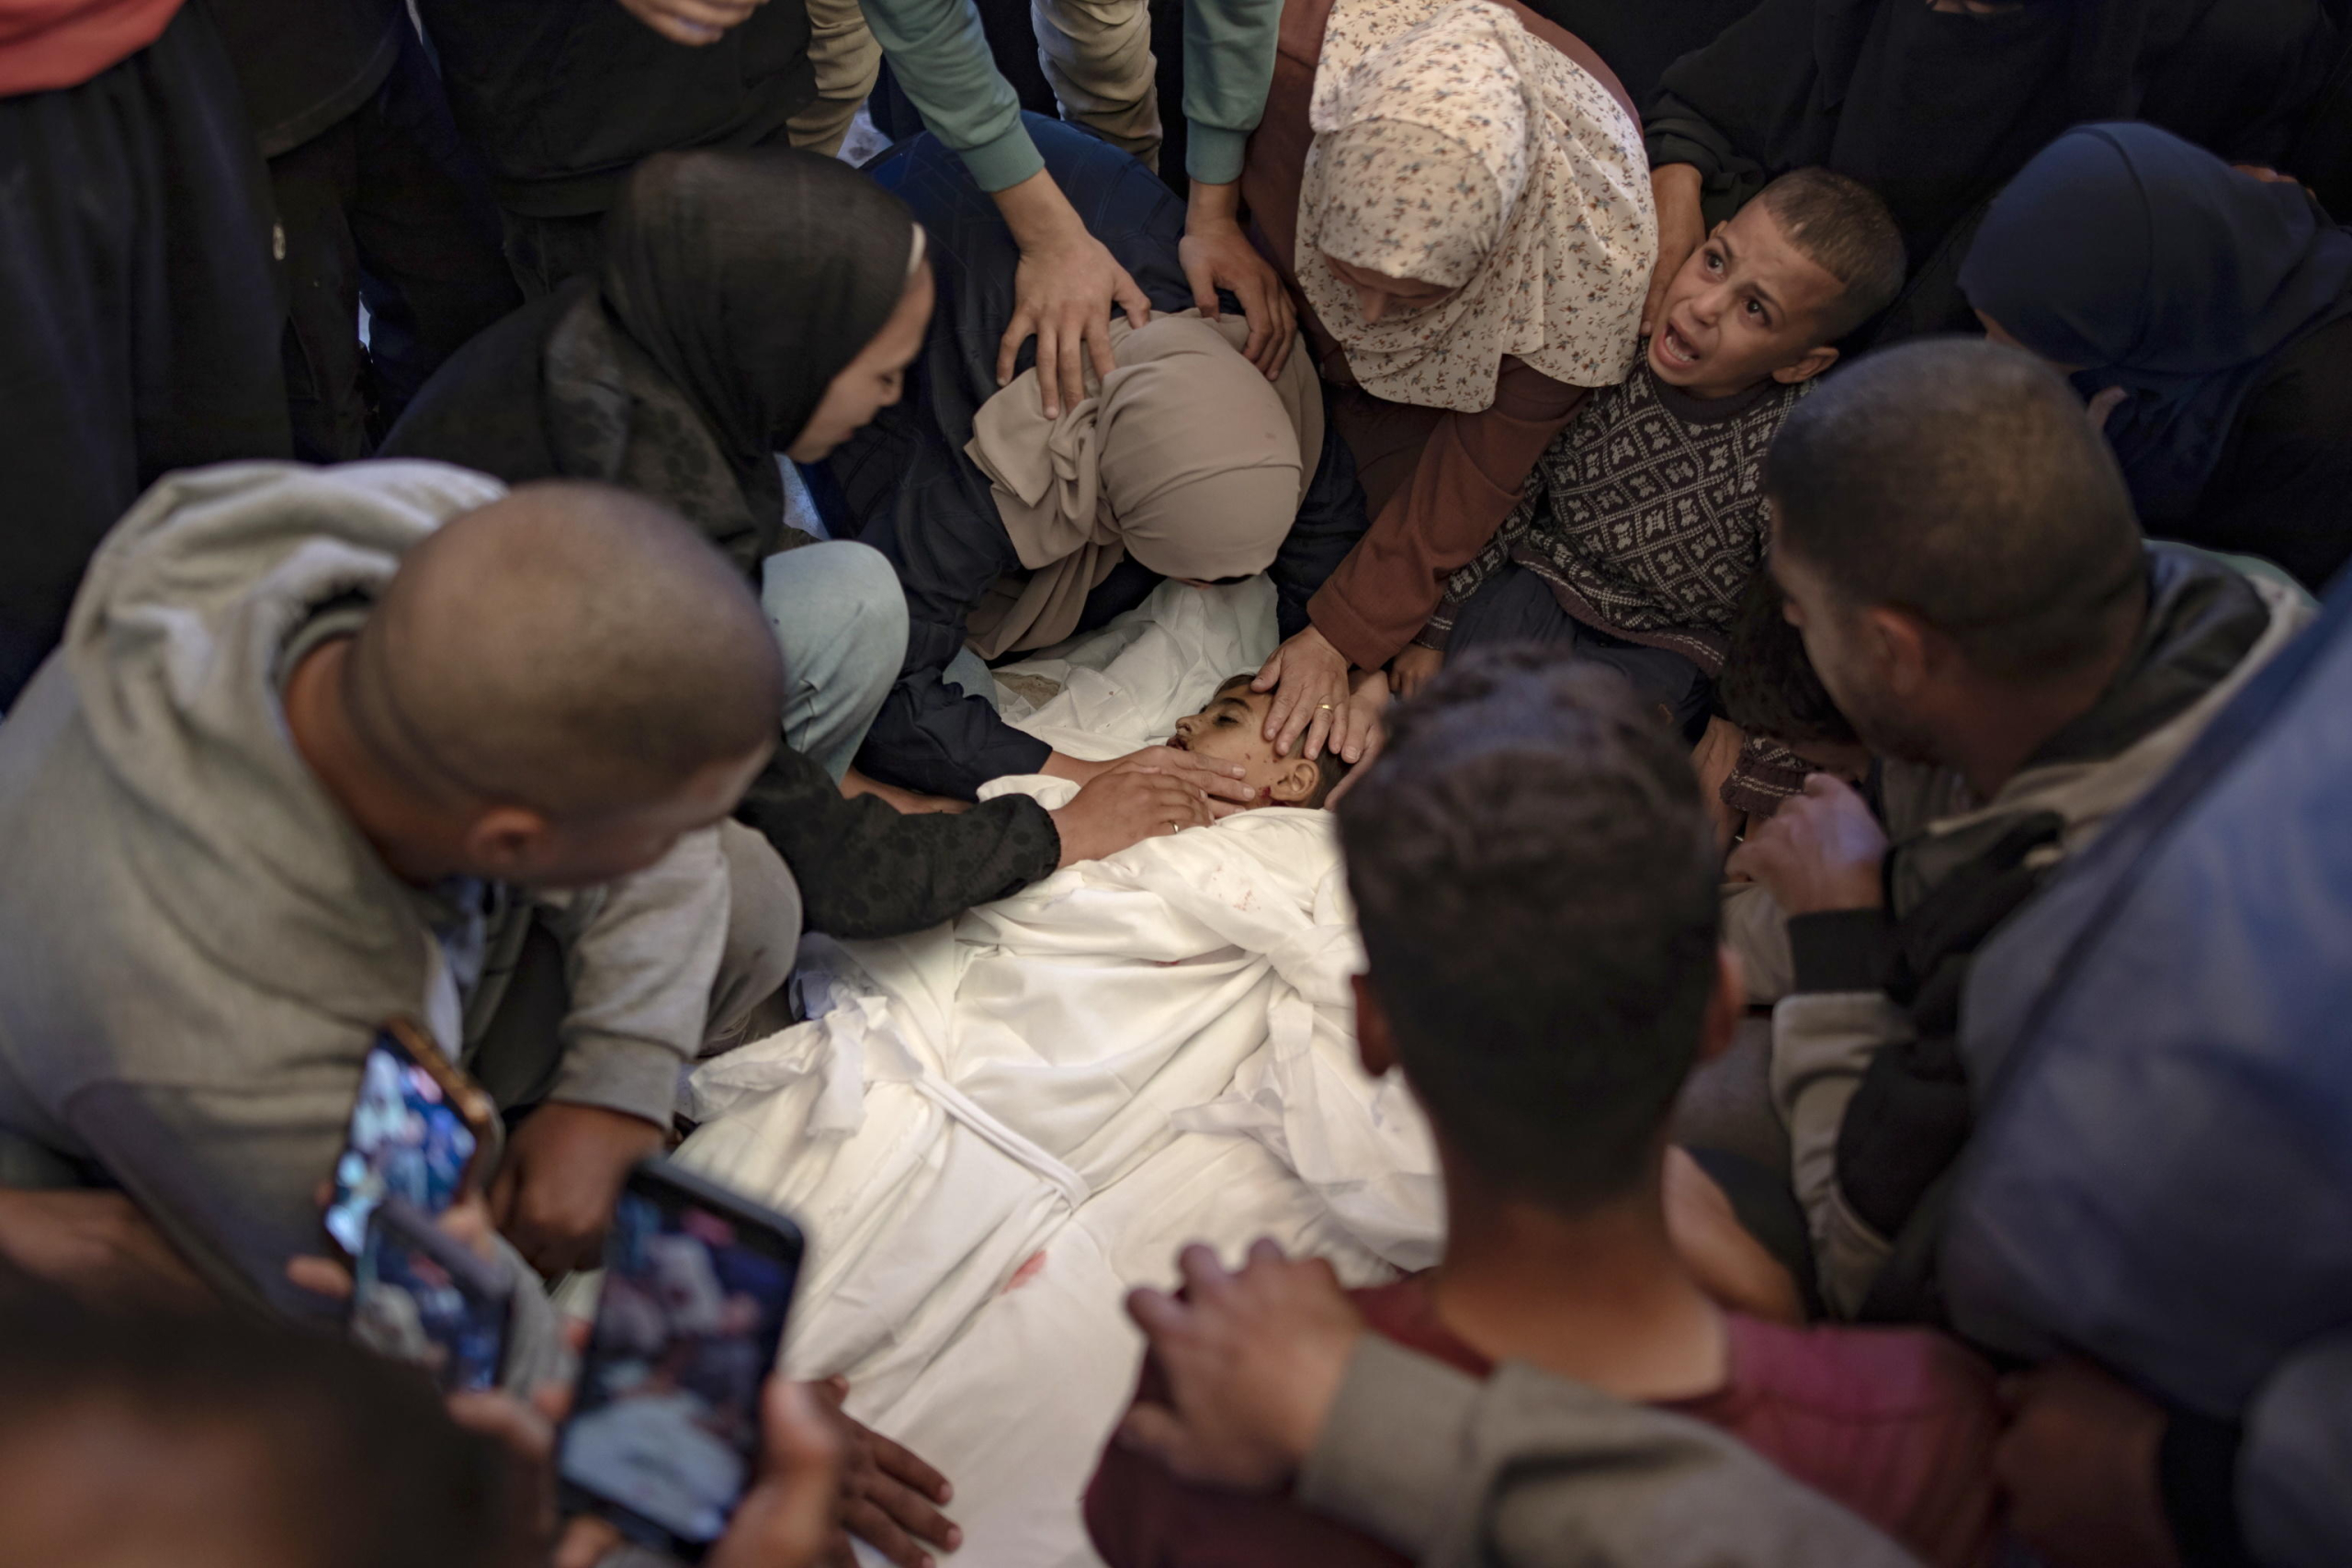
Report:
383,148,920,571
1962,122,2352,525
598,147,920,538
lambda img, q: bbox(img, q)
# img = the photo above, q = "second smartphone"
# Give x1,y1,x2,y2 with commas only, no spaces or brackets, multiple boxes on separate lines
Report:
556,1158,806,1562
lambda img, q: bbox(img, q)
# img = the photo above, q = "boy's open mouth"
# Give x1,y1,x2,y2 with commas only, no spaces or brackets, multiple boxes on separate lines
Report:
1655,318,1702,369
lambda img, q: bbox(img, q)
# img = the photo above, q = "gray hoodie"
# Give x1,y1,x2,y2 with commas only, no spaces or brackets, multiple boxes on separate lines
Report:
0,462,732,1341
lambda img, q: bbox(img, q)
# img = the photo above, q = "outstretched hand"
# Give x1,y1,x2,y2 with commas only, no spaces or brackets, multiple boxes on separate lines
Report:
1321,669,1391,806
1724,773,1887,915
1252,624,1353,761
1117,1241,1365,1492
1181,181,1296,378
1050,761,1214,866
994,171,1152,419
812,1378,960,1568
490,1102,666,1276
552,1377,849,1568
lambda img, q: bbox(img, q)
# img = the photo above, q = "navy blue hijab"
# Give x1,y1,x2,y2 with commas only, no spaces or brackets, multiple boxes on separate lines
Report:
1962,123,2352,526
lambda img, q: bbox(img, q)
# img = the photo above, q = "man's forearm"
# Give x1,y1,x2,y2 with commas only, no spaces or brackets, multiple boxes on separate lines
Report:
857,0,1041,190
1181,0,1279,185
990,166,1092,252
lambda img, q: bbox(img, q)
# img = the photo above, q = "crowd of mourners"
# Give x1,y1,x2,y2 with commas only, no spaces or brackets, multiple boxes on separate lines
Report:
2,0,2350,1562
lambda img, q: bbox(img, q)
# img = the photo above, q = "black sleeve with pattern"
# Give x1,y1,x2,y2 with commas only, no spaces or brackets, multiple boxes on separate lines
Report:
732,746,1062,941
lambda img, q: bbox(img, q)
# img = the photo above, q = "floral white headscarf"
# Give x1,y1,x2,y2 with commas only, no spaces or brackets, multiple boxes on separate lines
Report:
1298,0,1657,412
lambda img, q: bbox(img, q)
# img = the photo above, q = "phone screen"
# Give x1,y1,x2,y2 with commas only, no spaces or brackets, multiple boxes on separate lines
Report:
559,1178,800,1555
352,1200,511,1394
324,1032,480,1258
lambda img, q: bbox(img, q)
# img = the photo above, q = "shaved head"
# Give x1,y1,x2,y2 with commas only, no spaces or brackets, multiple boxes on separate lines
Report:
349,481,783,818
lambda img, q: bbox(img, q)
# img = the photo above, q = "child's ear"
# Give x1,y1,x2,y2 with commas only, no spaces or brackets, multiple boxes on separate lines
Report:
1771,343,1838,386
1269,756,1322,804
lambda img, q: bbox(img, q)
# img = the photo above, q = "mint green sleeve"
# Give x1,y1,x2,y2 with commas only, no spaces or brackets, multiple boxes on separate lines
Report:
1183,0,1281,185
858,0,1044,191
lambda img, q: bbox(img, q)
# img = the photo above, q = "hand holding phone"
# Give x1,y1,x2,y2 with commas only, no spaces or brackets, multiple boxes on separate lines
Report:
324,1020,496,1258
352,1195,514,1393
557,1159,805,1562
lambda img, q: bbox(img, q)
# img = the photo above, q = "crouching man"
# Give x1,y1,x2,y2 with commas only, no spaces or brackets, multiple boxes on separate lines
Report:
0,463,799,1316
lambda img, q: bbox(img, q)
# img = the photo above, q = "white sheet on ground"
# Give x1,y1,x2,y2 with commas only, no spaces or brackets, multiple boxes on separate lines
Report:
666,579,1440,1568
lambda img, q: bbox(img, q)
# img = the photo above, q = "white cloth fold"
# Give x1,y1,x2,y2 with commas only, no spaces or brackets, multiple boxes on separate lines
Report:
662,583,1439,1565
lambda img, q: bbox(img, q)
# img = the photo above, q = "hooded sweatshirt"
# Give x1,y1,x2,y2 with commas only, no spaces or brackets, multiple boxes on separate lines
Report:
0,461,731,1344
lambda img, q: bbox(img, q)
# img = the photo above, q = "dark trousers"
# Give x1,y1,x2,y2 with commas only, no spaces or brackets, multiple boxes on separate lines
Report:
0,1,291,705
1446,563,1713,740
268,25,518,461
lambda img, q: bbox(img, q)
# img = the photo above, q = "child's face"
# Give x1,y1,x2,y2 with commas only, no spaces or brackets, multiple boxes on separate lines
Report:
1647,202,1847,401
1169,683,1326,807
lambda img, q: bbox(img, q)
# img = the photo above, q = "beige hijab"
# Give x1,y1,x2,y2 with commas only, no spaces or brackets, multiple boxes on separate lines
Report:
1298,0,1656,412
962,312,1322,659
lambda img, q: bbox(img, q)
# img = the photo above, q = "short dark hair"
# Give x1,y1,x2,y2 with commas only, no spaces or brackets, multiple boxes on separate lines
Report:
1766,338,2147,682
1757,168,1907,342
1216,672,1350,807
1336,648,1721,1213
0,1277,513,1568
1718,572,1860,751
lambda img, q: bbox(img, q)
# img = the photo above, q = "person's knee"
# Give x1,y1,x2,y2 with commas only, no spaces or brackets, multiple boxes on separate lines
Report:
707,821,803,1050
762,540,909,693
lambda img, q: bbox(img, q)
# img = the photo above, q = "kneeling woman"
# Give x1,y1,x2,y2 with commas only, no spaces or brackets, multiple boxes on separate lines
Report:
1231,0,1657,758
826,116,1374,803
384,149,1183,941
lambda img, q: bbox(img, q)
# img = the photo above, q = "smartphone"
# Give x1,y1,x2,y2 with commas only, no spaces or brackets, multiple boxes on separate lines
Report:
352,1195,514,1393
557,1159,806,1562
323,1019,497,1258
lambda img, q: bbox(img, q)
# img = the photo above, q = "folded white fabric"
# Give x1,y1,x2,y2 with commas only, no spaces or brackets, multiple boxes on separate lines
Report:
662,580,1439,1566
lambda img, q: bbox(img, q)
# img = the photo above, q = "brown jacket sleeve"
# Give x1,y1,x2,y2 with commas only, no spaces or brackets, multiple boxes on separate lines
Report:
1306,363,1589,669
1240,0,1631,671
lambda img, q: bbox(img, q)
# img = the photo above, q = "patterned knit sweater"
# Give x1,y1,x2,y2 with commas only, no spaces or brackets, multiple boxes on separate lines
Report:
1420,363,1812,672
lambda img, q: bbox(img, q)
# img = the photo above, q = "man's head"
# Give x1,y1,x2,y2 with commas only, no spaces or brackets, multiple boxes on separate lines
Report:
1648,168,1905,400
1337,649,1731,1215
339,480,783,887
1764,339,2147,770
1169,675,1349,808
0,1280,512,1568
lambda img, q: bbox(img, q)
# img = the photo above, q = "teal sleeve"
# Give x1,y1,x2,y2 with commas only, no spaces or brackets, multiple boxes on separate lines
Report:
858,0,1044,191
1183,0,1281,184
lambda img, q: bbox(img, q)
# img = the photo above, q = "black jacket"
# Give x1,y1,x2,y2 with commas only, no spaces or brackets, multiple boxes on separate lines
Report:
412,0,813,216
208,0,401,156
831,117,1372,799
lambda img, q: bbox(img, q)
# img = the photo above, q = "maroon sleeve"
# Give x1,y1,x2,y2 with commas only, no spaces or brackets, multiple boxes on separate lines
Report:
1084,1291,1459,1568
1674,1319,2007,1568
